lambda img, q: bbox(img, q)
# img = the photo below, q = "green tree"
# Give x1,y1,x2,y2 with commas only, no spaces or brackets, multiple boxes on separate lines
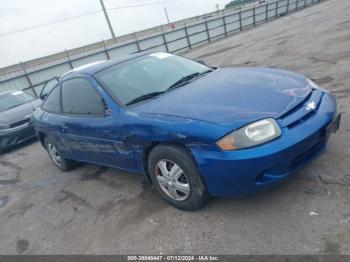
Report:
225,0,254,9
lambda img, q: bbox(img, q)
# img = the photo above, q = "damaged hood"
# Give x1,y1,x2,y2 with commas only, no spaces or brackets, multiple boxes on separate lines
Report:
134,67,312,130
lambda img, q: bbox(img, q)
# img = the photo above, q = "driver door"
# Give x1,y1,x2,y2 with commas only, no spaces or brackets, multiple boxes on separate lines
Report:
59,77,122,167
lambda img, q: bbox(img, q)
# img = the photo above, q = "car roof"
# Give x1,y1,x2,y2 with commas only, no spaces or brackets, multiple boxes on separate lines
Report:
60,51,153,80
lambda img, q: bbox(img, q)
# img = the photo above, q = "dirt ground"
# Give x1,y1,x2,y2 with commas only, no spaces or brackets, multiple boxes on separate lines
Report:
0,0,349,255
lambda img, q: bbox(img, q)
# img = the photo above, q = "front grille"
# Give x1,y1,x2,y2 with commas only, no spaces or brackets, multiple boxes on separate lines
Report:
282,91,313,118
279,90,323,128
287,110,317,129
9,118,31,128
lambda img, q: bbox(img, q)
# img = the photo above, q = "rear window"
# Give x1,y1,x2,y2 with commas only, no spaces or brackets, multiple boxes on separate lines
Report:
0,91,35,112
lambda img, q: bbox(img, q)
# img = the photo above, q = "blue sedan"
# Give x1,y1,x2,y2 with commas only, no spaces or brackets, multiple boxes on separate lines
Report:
33,52,340,210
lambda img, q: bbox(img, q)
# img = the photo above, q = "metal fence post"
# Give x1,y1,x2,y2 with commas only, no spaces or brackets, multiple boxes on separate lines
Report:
239,11,242,31
20,61,36,96
184,22,192,49
102,40,111,60
205,21,211,43
161,33,169,52
275,1,279,18
253,6,256,26
134,32,141,51
287,0,290,13
304,0,307,7
65,49,74,69
265,3,269,22
223,16,228,36
296,0,299,9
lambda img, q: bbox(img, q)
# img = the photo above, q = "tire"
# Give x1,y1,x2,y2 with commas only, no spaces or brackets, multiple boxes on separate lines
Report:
0,147,10,154
44,137,77,172
148,144,209,211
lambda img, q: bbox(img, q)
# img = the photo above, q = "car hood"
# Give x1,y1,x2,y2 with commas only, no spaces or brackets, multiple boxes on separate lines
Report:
133,68,312,130
0,99,42,125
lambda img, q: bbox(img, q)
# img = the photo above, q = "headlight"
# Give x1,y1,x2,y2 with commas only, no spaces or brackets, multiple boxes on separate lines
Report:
216,118,281,151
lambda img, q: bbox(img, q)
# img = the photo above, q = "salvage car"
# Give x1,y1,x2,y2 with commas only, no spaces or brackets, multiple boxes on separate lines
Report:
33,52,340,210
0,90,42,153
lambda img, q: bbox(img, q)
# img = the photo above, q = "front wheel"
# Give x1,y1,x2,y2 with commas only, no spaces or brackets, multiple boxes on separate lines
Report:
44,137,77,172
148,144,209,211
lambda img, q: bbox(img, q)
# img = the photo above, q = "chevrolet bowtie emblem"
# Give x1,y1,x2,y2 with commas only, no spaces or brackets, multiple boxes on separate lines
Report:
306,101,316,111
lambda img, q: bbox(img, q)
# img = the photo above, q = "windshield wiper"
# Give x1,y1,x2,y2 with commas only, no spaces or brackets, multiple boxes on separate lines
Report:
167,70,213,91
125,91,166,106
125,70,213,106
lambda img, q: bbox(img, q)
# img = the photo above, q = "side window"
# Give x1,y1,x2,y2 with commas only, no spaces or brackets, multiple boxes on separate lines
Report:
40,78,59,98
42,86,61,113
61,78,105,116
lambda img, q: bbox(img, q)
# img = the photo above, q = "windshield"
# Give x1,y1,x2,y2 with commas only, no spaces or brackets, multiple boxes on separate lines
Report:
0,91,35,112
95,53,210,105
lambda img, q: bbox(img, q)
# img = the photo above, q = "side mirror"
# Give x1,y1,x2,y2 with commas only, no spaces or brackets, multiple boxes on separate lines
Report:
39,93,48,100
196,60,207,66
102,98,112,117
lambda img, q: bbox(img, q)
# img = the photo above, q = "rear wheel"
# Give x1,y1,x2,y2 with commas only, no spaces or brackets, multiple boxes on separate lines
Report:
44,137,77,172
148,144,209,211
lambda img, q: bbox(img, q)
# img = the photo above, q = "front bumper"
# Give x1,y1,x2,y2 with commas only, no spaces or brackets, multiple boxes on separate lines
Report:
0,123,36,151
191,93,339,197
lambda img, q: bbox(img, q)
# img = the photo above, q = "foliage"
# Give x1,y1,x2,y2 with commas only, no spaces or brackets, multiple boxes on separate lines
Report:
225,0,255,9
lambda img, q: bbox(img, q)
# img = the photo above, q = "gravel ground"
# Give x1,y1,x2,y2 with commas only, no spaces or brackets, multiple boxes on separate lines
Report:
0,0,349,255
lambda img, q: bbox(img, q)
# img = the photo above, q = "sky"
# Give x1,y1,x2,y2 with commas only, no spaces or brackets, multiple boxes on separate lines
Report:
0,0,233,68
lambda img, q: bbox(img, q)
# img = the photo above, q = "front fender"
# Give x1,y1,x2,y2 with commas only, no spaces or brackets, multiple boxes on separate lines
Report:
117,110,230,172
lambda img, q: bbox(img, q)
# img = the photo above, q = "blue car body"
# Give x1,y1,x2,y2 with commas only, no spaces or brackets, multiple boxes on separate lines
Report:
33,52,338,197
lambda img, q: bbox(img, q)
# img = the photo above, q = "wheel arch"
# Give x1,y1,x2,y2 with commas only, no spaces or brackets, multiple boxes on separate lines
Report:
37,132,46,148
142,141,198,184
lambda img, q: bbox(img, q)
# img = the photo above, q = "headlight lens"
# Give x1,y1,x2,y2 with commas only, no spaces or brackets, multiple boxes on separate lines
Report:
217,118,281,151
